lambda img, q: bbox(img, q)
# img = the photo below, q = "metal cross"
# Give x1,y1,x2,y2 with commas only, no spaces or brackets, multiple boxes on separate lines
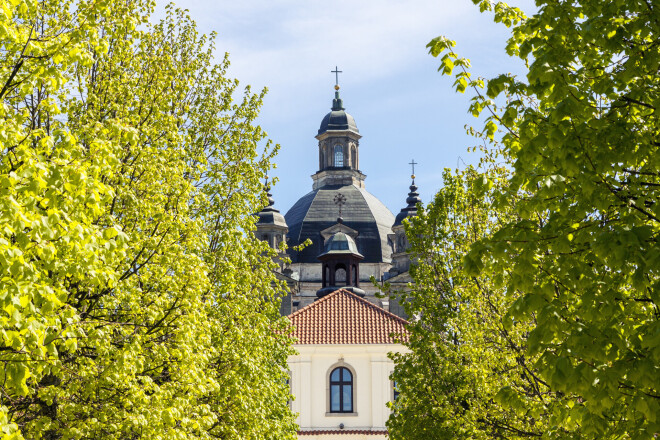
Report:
331,66,342,86
409,159,418,176
334,192,347,218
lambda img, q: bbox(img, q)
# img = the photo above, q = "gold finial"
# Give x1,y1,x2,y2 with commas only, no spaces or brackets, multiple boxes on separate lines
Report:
409,159,418,180
334,84,340,91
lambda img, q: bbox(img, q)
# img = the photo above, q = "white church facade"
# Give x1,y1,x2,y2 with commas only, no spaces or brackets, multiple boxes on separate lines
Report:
255,75,421,438
287,289,409,438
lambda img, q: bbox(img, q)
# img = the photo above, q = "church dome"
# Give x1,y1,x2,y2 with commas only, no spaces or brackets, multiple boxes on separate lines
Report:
318,110,358,135
285,184,394,264
318,90,359,135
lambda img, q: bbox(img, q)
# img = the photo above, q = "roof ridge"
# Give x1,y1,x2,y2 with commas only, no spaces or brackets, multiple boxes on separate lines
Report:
287,288,409,327
352,185,377,224
358,186,396,225
286,287,343,319
337,288,410,326
287,287,411,344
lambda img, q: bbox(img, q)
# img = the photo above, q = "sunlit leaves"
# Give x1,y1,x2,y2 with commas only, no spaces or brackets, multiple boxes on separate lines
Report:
1,1,296,438
421,0,660,437
387,163,557,439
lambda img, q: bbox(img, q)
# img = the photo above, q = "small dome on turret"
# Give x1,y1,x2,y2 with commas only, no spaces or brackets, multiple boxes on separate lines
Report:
394,176,422,227
318,89,359,135
255,184,287,228
318,232,363,259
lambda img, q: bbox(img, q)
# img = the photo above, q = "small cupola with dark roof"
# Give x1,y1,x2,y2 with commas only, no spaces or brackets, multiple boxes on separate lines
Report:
317,89,359,136
393,178,421,229
388,169,422,275
312,68,366,190
317,218,365,298
255,178,288,251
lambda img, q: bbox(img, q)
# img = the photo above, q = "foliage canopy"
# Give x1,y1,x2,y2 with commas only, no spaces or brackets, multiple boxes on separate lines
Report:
390,0,660,438
0,1,296,439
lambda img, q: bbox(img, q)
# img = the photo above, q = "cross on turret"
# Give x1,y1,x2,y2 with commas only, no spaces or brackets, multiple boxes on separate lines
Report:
331,66,342,87
409,159,418,176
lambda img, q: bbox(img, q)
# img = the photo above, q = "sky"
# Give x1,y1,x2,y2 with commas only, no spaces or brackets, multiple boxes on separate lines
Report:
155,0,536,215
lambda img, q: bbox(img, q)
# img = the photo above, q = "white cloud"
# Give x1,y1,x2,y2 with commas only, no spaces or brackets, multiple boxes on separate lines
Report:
168,0,475,89
156,0,537,211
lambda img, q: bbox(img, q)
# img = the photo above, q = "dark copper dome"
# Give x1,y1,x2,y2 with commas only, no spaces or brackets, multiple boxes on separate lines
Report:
285,184,394,264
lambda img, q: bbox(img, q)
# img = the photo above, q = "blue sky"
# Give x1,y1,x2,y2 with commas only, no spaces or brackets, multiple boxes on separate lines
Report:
157,0,535,215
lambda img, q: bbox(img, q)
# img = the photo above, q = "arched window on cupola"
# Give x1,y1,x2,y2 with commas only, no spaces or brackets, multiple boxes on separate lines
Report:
334,144,344,167
335,264,347,286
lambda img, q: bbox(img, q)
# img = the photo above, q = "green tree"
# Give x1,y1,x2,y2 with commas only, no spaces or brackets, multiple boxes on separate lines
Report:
1,1,296,439
394,0,659,438
388,161,565,439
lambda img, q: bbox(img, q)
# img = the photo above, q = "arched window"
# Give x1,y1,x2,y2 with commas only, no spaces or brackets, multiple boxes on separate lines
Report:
334,144,344,167
330,367,353,413
335,264,347,286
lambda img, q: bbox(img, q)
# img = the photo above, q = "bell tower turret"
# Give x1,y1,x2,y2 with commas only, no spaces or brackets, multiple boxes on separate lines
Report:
255,178,288,252
389,165,422,275
312,69,365,190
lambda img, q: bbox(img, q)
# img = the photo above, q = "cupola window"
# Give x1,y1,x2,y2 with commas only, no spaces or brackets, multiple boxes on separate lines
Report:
334,144,344,167
335,265,347,286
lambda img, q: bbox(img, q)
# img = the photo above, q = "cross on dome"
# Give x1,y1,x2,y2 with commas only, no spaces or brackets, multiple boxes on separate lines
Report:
331,66,342,88
334,192,347,221
409,159,418,181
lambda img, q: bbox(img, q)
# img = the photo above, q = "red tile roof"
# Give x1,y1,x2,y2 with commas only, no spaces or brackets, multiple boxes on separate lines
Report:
288,289,409,345
298,429,388,436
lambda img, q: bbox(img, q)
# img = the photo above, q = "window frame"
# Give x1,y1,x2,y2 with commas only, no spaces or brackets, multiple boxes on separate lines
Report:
325,361,358,416
334,263,347,287
392,379,400,402
329,367,353,413
334,144,344,167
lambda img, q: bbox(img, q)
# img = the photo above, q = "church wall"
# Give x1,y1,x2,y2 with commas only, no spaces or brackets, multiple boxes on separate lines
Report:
289,344,409,437
292,262,323,283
